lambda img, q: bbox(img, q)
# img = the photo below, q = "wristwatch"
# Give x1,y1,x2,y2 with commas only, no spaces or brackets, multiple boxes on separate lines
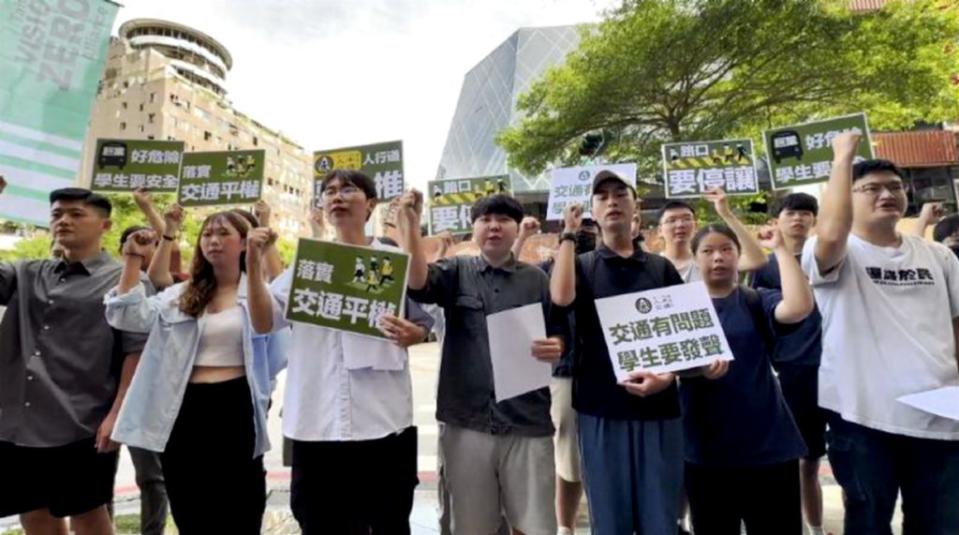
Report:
560,232,577,244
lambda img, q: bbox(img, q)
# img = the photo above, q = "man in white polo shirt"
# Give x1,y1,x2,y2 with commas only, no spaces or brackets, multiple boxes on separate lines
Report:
803,131,959,534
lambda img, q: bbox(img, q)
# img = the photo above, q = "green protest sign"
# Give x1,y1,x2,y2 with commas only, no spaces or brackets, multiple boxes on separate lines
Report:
91,139,184,192
177,150,265,207
765,113,874,190
313,141,404,203
661,139,758,198
427,175,511,235
285,239,410,340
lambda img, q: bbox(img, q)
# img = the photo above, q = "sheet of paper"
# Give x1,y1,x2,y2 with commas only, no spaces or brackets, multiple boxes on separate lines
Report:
487,303,552,403
897,386,959,422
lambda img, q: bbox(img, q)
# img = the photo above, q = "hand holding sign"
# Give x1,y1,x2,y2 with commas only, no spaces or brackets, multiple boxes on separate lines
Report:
621,371,676,398
378,314,427,348
702,359,730,380
531,336,564,363
563,203,584,233
832,130,862,161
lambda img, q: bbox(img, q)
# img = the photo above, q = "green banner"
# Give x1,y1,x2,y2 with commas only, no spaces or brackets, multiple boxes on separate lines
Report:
0,0,119,226
177,150,265,207
765,113,874,190
661,139,758,198
313,141,404,203
427,175,511,235
286,239,410,339
91,138,184,192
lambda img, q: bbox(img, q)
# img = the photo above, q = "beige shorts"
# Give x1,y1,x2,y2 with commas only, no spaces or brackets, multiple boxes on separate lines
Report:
550,376,582,483
439,424,556,535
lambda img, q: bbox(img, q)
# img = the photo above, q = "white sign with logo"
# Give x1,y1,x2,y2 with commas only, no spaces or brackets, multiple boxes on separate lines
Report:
594,281,734,381
546,163,637,221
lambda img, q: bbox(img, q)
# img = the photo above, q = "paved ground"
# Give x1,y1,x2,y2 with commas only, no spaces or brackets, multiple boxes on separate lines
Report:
1,342,902,534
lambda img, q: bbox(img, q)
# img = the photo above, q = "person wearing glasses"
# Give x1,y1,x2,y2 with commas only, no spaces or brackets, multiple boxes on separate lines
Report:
802,132,959,534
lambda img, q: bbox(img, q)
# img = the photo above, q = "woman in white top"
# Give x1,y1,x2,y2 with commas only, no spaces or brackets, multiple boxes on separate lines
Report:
105,210,282,535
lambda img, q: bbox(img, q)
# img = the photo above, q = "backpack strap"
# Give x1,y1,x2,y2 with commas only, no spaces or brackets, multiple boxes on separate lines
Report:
740,285,775,356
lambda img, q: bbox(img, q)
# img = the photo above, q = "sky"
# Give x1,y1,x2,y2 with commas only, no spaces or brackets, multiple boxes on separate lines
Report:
111,0,618,191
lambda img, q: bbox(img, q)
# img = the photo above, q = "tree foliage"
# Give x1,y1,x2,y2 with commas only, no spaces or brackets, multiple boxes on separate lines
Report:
498,0,959,178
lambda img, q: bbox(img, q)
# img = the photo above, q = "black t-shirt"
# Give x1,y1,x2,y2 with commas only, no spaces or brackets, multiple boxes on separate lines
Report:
571,245,684,420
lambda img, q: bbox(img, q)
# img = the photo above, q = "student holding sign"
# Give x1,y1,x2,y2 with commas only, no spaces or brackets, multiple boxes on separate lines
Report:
400,191,565,535
682,223,813,534
268,170,432,535
550,171,725,534
803,132,959,534
103,210,284,534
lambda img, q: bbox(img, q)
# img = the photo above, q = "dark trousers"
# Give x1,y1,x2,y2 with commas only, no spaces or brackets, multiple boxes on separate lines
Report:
160,378,265,535
826,411,959,535
291,426,418,535
129,446,168,535
686,460,801,535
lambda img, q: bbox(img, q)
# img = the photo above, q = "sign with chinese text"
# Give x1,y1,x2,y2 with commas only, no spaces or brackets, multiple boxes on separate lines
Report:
313,140,404,204
90,139,184,192
661,139,758,198
177,150,265,207
594,281,734,381
285,239,410,340
764,113,873,190
427,175,512,235
546,163,637,221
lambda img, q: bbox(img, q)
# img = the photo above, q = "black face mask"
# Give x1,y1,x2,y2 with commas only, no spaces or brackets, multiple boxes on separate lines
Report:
575,231,597,254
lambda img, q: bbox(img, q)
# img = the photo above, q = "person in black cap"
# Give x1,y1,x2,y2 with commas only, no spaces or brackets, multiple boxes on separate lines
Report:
551,170,728,534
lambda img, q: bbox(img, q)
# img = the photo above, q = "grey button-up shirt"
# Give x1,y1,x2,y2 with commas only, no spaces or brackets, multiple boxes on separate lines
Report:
408,254,563,437
0,252,148,447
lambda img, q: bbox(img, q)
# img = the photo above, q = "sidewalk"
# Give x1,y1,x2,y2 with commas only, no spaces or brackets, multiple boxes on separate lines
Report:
1,343,900,534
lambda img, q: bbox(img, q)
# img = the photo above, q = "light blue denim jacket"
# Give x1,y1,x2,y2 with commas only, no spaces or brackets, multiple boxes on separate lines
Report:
103,275,287,457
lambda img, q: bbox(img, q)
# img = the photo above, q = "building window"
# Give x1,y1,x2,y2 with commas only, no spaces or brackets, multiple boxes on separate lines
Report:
119,122,126,131
148,113,155,124
149,92,156,103
121,102,127,109
147,135,155,140
253,136,258,147
139,103,144,111
139,125,145,133
204,131,212,141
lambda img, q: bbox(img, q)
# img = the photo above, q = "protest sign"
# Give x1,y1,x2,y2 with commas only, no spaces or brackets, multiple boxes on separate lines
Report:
661,139,758,198
765,113,873,190
313,141,404,203
427,175,511,234
594,281,734,381
177,150,264,207
91,139,184,192
546,163,637,221
285,239,409,340
487,303,552,402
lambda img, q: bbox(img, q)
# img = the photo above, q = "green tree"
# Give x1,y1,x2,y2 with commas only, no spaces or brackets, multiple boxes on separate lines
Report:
498,0,959,180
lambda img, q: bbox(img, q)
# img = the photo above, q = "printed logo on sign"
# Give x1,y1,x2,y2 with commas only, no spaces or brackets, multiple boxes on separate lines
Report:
578,171,591,182
635,297,653,314
315,155,334,174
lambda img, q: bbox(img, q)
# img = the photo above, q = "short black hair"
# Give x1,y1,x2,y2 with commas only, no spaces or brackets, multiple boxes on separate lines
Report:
771,193,819,217
933,214,959,243
319,169,377,201
470,194,524,225
49,187,112,217
691,223,741,254
119,225,154,252
852,159,905,183
656,200,696,223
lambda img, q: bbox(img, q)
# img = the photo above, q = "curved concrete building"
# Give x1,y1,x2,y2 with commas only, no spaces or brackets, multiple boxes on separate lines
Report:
118,19,232,96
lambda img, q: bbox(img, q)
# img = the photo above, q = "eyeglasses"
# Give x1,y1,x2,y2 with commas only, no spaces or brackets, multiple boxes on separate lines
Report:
320,184,361,199
852,182,906,196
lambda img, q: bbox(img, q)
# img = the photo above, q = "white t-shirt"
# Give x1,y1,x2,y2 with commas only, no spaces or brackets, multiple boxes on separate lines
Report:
802,234,959,440
661,254,702,283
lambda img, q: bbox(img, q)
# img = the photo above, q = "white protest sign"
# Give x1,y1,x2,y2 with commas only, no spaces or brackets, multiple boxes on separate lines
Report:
546,163,637,221
897,386,959,422
594,281,733,381
487,303,552,402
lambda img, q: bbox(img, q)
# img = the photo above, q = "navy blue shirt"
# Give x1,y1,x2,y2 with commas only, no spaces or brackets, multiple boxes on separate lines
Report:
681,287,807,467
571,245,683,420
751,252,822,368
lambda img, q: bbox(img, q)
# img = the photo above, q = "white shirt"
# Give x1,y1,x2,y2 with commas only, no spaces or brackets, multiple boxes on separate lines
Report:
802,234,959,440
661,253,702,283
270,240,415,442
